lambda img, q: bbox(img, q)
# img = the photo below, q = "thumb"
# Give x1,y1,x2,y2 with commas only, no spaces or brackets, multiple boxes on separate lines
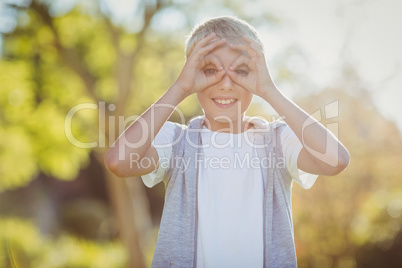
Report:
227,70,242,85
227,70,250,90
207,69,225,86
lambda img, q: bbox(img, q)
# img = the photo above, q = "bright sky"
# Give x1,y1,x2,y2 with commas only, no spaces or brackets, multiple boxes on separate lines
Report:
258,0,402,131
105,0,402,132
1,0,401,131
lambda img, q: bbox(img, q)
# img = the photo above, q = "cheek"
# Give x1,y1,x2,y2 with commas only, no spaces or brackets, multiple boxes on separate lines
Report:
241,92,253,109
196,92,209,109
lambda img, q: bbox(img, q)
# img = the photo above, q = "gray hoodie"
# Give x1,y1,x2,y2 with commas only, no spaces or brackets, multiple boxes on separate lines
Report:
151,116,298,268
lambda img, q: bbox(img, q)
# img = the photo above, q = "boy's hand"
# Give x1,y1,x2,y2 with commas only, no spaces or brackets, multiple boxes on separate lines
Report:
175,33,227,97
227,36,276,99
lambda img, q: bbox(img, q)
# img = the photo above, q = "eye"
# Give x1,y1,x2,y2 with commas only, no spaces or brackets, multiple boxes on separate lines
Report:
204,68,217,75
235,69,249,76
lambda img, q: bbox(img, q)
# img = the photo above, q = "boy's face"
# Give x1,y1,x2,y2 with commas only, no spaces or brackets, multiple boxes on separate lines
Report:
197,43,253,128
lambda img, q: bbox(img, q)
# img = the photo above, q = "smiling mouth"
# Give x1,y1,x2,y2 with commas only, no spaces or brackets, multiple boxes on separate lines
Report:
213,98,237,105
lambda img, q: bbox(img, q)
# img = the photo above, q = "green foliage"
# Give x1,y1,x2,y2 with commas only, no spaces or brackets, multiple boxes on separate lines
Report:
0,8,110,190
54,10,116,78
0,56,92,189
0,217,126,268
130,34,187,113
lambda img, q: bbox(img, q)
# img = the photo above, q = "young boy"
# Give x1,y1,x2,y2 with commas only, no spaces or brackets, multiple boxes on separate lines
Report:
105,16,350,268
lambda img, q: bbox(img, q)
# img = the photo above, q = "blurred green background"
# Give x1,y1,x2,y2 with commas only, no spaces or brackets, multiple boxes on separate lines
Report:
1,0,401,267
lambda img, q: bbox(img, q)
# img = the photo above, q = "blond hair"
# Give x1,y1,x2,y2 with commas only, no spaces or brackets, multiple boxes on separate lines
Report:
185,16,263,58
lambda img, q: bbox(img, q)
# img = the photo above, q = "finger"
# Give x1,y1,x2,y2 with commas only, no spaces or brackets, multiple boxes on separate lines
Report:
203,54,225,86
188,33,218,59
193,32,217,51
229,43,258,58
203,54,223,70
242,35,259,45
197,69,225,92
230,40,265,59
193,33,225,55
229,54,250,71
242,36,264,52
227,69,238,81
227,69,246,87
194,38,226,58
209,69,226,85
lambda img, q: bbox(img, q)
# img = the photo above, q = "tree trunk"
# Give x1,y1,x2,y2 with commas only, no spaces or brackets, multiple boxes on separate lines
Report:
103,167,148,268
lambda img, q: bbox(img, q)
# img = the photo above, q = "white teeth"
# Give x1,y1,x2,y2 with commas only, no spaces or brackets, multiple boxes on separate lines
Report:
214,99,235,104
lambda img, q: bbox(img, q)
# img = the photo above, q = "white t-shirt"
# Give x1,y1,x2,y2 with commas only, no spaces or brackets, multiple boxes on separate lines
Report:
141,121,318,268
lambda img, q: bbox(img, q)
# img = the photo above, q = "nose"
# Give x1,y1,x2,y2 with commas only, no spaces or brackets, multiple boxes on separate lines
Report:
219,72,233,91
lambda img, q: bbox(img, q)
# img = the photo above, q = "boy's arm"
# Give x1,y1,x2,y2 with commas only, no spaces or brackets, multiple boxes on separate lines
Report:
264,89,350,176
228,37,350,176
105,33,226,178
104,85,186,178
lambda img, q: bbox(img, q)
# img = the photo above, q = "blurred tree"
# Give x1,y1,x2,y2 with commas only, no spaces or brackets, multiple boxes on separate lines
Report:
0,217,127,267
0,1,281,266
292,66,402,267
0,0,170,266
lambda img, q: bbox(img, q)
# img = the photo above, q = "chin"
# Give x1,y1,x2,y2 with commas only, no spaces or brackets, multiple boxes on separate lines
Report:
213,116,237,123
207,112,242,124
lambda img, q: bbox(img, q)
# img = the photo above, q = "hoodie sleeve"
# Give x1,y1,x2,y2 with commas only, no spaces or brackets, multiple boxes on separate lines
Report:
280,125,319,189
141,121,181,188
